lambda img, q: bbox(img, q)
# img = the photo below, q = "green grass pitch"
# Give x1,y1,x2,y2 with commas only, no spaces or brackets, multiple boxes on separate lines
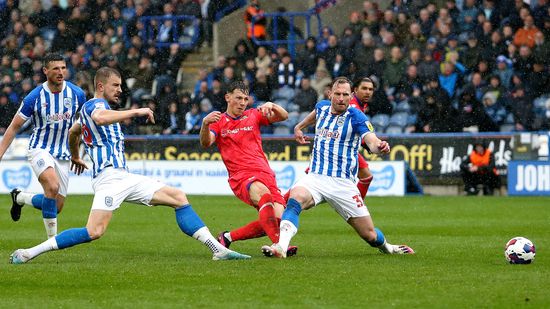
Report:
1,195,549,308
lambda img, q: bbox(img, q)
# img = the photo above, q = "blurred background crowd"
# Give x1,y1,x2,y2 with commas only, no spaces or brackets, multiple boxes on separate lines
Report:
1,0,549,136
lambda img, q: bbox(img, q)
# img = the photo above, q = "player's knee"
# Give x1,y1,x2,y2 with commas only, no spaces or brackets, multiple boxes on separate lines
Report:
43,184,60,198
86,226,106,240
173,190,188,206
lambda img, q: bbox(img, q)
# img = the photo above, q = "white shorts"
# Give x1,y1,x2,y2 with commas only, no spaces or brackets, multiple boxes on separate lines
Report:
293,173,370,221
91,167,165,211
27,149,70,197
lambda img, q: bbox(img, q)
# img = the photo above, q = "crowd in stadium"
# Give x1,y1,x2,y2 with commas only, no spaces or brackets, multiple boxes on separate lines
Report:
0,0,549,136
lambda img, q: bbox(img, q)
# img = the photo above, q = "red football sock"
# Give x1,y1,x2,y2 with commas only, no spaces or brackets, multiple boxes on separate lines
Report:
257,193,280,243
229,220,266,241
357,176,373,199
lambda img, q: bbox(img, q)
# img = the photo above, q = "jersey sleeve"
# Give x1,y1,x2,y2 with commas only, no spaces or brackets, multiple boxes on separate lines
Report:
254,108,270,126
209,119,220,137
84,99,109,119
18,92,37,120
349,107,374,138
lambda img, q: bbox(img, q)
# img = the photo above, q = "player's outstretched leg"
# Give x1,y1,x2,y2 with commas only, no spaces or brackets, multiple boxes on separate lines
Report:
9,190,47,222
368,228,415,255
262,198,302,259
9,227,93,264
174,205,250,260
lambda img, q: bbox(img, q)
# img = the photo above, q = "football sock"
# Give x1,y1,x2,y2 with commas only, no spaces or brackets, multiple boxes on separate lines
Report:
257,193,279,243
229,221,265,241
55,227,92,249
175,205,205,236
41,197,58,238
25,236,59,260
357,176,373,199
367,227,392,252
175,205,224,254
15,192,40,208
278,198,302,250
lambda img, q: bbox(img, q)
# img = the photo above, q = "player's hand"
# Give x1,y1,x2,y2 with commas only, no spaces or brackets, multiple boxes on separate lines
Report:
70,158,88,175
378,140,390,154
138,108,155,124
257,102,274,117
294,128,310,144
203,111,221,125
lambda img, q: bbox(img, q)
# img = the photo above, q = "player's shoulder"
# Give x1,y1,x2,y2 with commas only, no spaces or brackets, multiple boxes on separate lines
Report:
83,98,109,110
23,85,45,101
315,100,331,109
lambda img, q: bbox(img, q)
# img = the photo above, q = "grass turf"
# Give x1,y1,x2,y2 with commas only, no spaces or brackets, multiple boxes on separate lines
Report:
0,195,549,308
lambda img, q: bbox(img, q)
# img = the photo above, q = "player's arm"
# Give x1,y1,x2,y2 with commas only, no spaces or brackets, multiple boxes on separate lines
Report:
68,122,88,175
92,108,154,126
199,111,221,148
293,110,316,144
0,115,27,161
258,102,288,123
362,132,390,155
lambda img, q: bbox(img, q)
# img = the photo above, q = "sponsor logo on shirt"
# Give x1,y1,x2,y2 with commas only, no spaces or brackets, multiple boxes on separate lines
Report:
220,126,253,137
46,111,72,122
317,128,340,139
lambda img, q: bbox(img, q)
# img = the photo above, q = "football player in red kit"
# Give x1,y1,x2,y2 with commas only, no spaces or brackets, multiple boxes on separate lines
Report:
200,81,297,256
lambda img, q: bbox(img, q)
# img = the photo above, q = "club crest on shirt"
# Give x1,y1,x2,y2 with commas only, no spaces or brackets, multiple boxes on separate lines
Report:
105,196,113,207
336,116,345,126
63,98,72,108
240,116,248,121
366,121,374,132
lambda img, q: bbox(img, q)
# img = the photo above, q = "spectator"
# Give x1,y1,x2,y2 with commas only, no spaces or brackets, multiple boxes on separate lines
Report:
244,0,267,46
482,91,507,130
162,101,185,135
458,0,479,33
383,46,406,91
255,46,272,76
417,50,439,83
210,79,226,111
508,84,536,131
395,64,422,102
526,59,549,98
493,55,514,89
294,78,318,113
457,86,495,132
131,56,155,102
184,103,202,135
416,89,459,133
310,61,332,99
460,140,500,195
513,15,541,48
0,94,18,134
275,53,296,89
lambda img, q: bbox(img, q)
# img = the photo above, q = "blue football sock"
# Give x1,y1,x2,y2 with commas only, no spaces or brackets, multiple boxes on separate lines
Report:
282,198,302,228
41,197,57,219
55,228,92,249
175,205,206,236
31,194,45,210
368,227,386,247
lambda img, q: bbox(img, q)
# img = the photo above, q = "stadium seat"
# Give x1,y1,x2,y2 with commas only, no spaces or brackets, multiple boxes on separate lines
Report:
504,113,515,125
499,124,515,132
406,114,417,126
385,125,403,134
370,114,390,132
273,126,291,135
394,101,411,113
388,112,408,127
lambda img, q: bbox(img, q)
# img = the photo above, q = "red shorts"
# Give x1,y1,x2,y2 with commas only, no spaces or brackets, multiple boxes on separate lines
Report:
228,171,285,207
358,153,369,169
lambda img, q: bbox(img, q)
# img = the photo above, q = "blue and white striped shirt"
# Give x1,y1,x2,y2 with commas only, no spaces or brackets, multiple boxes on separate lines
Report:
309,100,374,180
80,98,126,178
18,81,86,160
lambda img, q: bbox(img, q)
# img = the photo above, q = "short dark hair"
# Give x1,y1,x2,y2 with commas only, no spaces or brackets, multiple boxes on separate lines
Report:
226,80,249,95
353,76,375,90
94,67,121,88
42,53,65,68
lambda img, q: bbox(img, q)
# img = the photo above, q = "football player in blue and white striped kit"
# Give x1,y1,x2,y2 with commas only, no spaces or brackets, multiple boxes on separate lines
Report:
9,67,250,264
0,53,87,239
262,77,414,258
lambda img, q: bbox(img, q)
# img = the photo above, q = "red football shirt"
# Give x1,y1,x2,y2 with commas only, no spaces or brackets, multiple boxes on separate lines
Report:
209,108,273,177
349,94,368,112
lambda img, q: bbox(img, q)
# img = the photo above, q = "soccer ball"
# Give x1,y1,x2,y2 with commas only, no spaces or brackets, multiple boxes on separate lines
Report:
504,237,536,264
